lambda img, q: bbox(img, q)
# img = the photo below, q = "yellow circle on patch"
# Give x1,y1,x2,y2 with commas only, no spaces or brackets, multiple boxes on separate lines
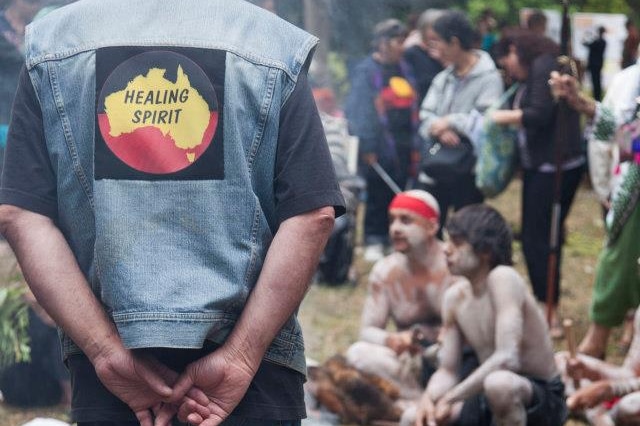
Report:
389,77,413,98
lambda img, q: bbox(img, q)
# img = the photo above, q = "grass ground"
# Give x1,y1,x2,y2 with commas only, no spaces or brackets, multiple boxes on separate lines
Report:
0,176,625,425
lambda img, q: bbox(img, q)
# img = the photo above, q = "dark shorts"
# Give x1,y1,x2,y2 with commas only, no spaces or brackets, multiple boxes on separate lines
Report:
420,345,479,388
453,375,567,426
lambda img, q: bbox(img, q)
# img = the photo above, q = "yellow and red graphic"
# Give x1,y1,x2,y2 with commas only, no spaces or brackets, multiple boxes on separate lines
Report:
97,52,218,175
380,76,415,108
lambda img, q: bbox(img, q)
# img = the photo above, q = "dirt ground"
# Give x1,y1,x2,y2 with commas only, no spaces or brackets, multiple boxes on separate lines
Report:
0,176,626,425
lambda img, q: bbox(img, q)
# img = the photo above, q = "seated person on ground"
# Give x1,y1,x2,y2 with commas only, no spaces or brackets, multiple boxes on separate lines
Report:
346,190,459,399
411,204,566,426
556,306,640,425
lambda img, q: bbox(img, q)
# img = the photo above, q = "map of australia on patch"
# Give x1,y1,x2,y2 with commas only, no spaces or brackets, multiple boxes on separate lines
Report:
98,65,218,174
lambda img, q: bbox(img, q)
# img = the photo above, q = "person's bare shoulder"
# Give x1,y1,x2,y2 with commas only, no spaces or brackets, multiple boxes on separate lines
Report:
487,265,527,291
486,265,529,307
368,252,406,286
443,277,472,299
441,277,472,322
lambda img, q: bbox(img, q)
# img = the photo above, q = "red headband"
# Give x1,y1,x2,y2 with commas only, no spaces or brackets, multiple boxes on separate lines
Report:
389,193,439,220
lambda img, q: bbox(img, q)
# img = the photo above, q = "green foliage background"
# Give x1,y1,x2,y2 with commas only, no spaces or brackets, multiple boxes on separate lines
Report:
466,0,634,23
0,284,30,369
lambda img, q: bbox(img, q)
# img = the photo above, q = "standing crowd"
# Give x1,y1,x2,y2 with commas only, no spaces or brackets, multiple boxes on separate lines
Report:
345,8,585,341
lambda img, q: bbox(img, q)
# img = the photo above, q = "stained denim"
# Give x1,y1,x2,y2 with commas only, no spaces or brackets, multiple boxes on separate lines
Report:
24,0,317,375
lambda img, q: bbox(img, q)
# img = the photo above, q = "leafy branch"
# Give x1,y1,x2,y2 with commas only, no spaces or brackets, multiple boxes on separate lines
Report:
0,284,30,369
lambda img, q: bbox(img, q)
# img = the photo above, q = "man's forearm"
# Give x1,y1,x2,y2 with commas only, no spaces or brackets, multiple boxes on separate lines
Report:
491,109,522,126
220,206,335,372
0,205,124,362
569,91,597,119
360,326,389,346
427,368,458,402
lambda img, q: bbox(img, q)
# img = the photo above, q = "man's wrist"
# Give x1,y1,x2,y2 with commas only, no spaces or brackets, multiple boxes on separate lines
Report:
218,339,260,378
440,391,456,406
83,328,124,365
219,322,266,377
572,93,597,118
581,95,597,118
383,334,394,347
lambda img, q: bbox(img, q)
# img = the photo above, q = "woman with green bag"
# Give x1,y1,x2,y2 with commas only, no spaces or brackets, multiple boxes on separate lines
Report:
491,30,585,338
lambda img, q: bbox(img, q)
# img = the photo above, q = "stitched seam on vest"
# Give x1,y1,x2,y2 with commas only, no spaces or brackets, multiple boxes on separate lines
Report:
47,62,95,209
28,41,299,81
247,66,277,174
244,204,261,287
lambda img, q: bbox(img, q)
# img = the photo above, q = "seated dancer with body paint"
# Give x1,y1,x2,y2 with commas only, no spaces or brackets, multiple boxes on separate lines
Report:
411,205,566,426
346,190,460,399
556,307,640,426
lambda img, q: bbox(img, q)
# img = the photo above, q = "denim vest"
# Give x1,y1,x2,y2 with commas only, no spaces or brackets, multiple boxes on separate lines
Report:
24,0,317,375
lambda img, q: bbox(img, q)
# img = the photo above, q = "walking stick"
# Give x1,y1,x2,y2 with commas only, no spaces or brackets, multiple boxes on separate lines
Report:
370,161,402,194
563,318,581,390
545,0,575,325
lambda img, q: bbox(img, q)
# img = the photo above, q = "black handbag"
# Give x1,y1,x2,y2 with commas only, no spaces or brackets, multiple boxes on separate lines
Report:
421,136,476,184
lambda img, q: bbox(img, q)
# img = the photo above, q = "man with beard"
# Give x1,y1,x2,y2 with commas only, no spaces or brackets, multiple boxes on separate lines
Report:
346,190,458,399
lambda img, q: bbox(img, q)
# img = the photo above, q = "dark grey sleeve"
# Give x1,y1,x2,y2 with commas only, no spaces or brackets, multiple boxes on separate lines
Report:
274,72,345,223
0,66,57,219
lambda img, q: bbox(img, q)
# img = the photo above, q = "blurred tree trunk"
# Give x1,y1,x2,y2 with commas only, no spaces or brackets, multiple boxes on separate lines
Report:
303,0,332,87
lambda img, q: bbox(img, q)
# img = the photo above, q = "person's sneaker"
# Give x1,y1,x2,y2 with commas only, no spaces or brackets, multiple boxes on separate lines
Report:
363,244,385,263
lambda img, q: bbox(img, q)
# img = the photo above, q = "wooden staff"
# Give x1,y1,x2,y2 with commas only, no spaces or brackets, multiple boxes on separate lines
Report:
545,0,574,325
563,318,580,389
563,319,577,357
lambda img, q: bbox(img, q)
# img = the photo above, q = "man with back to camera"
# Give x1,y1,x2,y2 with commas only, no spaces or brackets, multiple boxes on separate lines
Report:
414,204,566,426
0,1,345,425
346,190,460,399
